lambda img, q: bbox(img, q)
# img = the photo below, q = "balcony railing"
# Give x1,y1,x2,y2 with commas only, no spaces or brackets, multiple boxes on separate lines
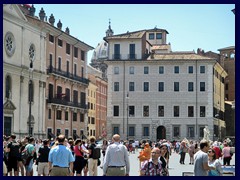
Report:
47,66,89,85
47,95,87,109
112,54,121,60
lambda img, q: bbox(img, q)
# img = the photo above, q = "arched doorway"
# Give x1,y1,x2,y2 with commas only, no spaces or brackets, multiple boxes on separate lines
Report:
156,126,166,141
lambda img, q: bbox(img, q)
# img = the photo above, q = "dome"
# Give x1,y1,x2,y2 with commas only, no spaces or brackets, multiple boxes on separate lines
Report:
91,40,108,60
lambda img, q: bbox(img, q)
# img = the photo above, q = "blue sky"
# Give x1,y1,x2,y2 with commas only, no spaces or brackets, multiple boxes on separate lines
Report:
33,4,235,63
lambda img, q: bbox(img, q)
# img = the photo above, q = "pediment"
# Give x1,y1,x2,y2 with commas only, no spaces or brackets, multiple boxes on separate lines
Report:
3,4,28,22
3,99,16,110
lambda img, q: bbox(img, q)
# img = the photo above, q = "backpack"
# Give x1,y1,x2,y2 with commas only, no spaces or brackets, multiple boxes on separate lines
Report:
21,146,32,165
91,145,101,159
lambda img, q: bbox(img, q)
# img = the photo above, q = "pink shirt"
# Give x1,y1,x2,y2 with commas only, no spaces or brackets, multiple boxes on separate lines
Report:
222,146,231,157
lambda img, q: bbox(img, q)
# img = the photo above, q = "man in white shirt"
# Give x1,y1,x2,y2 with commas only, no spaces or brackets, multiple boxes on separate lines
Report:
103,134,130,176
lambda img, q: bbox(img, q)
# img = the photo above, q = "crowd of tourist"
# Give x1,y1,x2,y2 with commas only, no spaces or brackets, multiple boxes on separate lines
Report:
3,133,234,176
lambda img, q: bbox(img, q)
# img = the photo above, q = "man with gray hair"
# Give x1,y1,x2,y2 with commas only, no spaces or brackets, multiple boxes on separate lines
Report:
103,134,130,176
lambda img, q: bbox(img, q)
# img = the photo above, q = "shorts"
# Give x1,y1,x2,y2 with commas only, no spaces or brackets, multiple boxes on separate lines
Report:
25,159,34,172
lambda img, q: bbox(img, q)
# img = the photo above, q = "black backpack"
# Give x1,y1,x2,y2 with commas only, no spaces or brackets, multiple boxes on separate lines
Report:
91,145,101,159
9,142,20,157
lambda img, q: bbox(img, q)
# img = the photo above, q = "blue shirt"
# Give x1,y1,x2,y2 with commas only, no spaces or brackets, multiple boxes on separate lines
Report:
48,144,74,167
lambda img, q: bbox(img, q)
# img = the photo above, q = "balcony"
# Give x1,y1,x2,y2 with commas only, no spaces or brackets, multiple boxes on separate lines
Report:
112,54,121,60
128,54,137,60
47,95,87,109
47,66,89,85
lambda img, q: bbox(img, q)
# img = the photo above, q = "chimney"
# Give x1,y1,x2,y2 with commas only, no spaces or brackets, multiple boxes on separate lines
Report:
57,20,62,30
65,27,70,34
29,4,35,16
48,14,55,26
39,8,45,21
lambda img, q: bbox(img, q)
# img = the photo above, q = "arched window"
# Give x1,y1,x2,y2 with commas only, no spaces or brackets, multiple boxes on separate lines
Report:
5,75,11,99
28,80,34,102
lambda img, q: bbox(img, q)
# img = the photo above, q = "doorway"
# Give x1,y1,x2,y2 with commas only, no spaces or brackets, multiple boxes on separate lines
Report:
156,126,166,141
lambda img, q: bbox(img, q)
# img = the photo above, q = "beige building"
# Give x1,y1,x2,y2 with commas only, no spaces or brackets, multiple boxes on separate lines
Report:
105,28,227,141
3,4,47,138
87,66,108,139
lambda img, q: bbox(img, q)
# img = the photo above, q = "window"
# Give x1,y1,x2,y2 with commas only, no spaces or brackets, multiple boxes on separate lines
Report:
173,126,180,137
66,43,70,54
48,109,51,119
56,110,62,120
158,106,164,117
174,106,179,117
188,106,194,117
188,82,194,92
113,127,119,134
200,82,205,91
144,82,149,92
174,82,179,91
129,106,135,117
114,44,120,59
143,127,149,136
57,129,61,136
199,127,204,138
73,112,77,121
158,82,164,92
49,34,54,43
129,44,135,59
65,129,69,138
73,90,78,104
91,117,95,124
174,66,179,73
159,66,164,74
149,33,154,39
129,127,135,136
200,106,206,117
156,33,162,39
143,106,149,117
114,67,119,74
81,50,85,60
29,44,35,61
200,66,205,73
74,47,78,58
74,64,77,76
144,66,149,74
5,32,16,57
58,57,61,71
188,66,193,73
114,82,119,91
5,75,11,99
80,113,84,122
58,39,62,47
129,82,135,91
28,80,34,102
129,67,134,74
187,126,194,138
113,106,119,116
65,111,68,121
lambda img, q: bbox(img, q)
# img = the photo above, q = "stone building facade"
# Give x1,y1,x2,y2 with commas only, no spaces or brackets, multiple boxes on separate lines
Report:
104,28,226,141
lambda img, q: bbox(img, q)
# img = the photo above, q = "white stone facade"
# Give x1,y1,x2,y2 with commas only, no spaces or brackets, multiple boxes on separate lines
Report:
3,4,47,139
106,59,216,141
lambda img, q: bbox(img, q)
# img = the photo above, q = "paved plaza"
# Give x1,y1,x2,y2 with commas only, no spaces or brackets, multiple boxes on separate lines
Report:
31,148,235,176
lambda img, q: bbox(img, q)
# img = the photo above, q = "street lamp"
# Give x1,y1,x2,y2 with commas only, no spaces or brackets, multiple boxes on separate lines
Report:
126,92,129,141
28,60,33,136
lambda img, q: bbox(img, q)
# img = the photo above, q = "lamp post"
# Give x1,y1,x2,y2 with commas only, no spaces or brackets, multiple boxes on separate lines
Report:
28,60,33,136
126,93,129,141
